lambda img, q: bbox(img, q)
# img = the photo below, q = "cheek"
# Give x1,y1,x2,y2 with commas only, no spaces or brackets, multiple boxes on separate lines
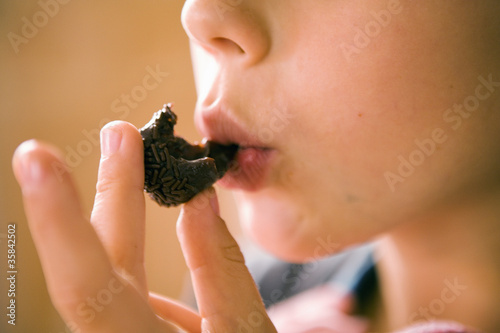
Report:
272,7,487,216
234,180,384,262
231,1,500,259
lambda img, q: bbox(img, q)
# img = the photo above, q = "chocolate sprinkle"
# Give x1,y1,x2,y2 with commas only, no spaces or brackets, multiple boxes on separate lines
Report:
140,104,238,207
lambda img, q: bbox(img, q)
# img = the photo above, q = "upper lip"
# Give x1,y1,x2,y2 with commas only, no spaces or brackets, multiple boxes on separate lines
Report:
195,103,267,149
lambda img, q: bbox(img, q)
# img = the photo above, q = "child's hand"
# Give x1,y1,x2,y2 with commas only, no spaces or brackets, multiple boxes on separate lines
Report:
12,121,276,333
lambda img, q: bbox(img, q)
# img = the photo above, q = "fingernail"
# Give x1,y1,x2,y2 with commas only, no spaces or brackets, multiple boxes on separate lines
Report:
101,124,122,157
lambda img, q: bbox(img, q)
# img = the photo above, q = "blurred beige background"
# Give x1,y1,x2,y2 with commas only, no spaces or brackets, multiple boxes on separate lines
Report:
0,1,242,332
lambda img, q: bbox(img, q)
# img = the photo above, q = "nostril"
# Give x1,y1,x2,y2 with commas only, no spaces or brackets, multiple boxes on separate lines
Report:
212,37,245,55
182,0,270,66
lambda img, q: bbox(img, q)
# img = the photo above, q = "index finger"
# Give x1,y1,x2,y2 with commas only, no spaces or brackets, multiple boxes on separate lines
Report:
90,121,147,291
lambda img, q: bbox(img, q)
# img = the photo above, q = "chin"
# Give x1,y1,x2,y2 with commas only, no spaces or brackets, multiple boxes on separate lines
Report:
234,190,341,263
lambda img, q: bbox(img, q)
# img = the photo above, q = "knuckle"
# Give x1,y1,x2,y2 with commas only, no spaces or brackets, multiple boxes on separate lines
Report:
95,176,121,194
95,174,143,195
221,244,246,265
220,243,249,278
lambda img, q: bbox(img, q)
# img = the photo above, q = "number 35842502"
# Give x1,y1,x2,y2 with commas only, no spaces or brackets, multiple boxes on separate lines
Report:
7,224,16,267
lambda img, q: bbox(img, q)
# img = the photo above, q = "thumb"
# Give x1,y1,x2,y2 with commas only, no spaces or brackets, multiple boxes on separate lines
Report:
177,188,276,333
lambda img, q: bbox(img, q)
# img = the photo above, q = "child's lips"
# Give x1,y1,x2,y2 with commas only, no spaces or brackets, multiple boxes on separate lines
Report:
196,106,277,191
218,146,277,191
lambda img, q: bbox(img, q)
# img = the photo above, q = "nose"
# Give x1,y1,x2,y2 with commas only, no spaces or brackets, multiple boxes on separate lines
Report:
181,0,270,66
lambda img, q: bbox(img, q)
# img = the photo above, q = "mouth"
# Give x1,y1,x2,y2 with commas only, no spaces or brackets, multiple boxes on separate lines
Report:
219,146,277,190
196,106,277,191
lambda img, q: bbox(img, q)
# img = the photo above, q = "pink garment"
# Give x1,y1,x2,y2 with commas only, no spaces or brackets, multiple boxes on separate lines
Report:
394,321,479,333
268,285,479,333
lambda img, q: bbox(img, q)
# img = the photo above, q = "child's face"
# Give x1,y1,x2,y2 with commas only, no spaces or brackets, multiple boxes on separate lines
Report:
183,1,500,261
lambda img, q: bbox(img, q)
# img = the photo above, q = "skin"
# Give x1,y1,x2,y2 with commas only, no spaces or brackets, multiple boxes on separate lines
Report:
13,126,275,332
12,0,500,332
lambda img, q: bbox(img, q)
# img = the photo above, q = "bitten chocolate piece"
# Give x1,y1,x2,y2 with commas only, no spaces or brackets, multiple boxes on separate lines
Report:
140,104,238,207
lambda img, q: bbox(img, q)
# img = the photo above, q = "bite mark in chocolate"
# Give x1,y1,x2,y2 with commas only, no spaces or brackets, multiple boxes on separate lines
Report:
140,104,238,207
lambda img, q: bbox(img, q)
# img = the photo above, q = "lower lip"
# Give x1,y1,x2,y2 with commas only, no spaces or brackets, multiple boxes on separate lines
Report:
217,147,276,191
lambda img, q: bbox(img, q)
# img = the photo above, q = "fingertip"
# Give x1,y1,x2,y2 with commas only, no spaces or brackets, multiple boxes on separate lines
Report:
100,123,123,157
101,120,142,147
100,120,143,167
12,139,37,185
12,139,68,191
177,188,224,269
181,187,219,217
177,188,219,238
96,120,144,192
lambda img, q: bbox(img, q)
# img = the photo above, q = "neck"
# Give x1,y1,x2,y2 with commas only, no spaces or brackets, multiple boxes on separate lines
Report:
375,190,500,332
